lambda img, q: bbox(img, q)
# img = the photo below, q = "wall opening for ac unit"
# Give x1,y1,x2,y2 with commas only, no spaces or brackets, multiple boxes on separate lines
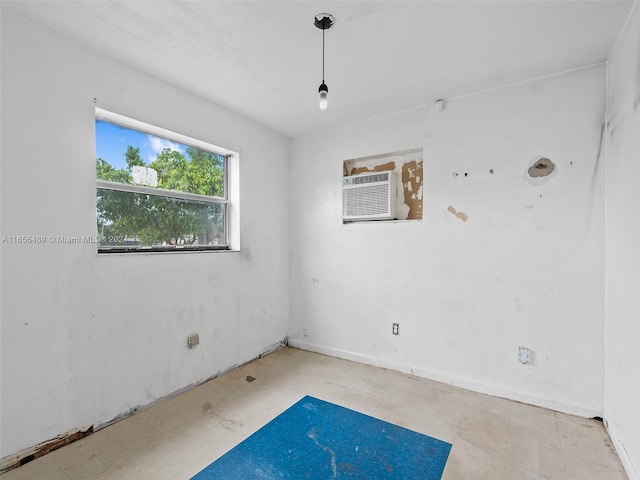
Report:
342,148,423,223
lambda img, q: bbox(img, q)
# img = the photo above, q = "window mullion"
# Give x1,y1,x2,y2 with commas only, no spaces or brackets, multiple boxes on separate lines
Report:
96,180,228,204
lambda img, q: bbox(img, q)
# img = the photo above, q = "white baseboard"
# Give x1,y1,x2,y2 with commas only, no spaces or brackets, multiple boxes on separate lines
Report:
288,338,601,418
605,419,639,480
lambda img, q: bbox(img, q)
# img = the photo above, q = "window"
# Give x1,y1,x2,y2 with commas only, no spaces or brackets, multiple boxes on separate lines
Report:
95,109,237,253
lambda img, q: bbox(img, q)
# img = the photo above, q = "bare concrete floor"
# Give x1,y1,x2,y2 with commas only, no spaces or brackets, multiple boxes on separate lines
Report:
1,347,628,479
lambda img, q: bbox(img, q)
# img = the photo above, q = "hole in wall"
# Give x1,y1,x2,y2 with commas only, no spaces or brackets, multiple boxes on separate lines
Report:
19,455,35,466
525,156,557,186
528,157,555,178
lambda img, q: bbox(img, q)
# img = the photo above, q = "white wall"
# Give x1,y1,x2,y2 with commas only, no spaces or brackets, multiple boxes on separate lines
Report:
605,2,640,478
4,4,633,472
289,65,606,417
0,12,290,460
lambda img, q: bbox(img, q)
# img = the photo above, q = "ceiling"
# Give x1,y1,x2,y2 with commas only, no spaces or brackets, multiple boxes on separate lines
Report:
2,1,635,137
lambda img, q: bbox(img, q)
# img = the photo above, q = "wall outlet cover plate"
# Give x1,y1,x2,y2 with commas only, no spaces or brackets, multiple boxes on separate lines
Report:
518,346,532,364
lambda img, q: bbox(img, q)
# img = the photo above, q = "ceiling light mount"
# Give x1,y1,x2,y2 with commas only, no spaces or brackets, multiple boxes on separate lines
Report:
314,13,334,31
315,13,334,110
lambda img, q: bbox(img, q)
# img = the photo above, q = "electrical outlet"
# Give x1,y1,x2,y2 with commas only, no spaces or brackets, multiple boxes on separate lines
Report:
392,323,399,335
518,346,532,365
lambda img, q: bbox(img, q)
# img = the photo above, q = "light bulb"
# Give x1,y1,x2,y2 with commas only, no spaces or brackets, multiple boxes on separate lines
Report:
319,91,328,110
318,82,328,110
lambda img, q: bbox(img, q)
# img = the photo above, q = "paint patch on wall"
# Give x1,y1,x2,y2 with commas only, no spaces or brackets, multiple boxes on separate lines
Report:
402,160,423,219
525,156,558,186
447,205,468,222
351,161,396,175
528,157,555,178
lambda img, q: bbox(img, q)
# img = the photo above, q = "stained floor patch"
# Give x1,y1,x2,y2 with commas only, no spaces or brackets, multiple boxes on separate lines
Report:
191,395,452,480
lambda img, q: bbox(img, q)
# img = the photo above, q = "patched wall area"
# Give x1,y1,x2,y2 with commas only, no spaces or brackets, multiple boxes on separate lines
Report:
343,149,423,221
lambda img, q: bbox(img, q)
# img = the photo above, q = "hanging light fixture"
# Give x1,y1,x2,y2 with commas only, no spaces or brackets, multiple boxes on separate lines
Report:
314,13,334,110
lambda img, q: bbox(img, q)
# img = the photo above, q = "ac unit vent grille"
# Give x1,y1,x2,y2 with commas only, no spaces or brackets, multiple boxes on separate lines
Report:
351,172,390,185
342,170,398,221
343,184,390,217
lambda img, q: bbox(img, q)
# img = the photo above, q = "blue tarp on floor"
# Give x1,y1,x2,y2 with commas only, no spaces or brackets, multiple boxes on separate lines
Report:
191,395,452,480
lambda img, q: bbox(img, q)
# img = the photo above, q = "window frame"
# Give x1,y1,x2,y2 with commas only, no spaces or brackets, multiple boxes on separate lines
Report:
95,108,238,254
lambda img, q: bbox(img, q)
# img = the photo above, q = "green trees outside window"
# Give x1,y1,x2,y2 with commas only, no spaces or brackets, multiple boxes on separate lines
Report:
96,120,228,251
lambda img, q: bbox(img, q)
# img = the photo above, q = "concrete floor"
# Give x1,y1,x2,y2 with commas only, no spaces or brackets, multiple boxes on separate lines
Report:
1,347,628,479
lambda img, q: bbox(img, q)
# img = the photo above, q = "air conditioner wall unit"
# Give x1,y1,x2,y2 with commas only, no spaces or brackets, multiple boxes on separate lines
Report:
342,171,400,221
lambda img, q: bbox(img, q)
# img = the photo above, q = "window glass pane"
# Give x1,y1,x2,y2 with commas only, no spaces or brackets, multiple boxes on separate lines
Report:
97,189,226,249
95,119,225,197
95,115,230,252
